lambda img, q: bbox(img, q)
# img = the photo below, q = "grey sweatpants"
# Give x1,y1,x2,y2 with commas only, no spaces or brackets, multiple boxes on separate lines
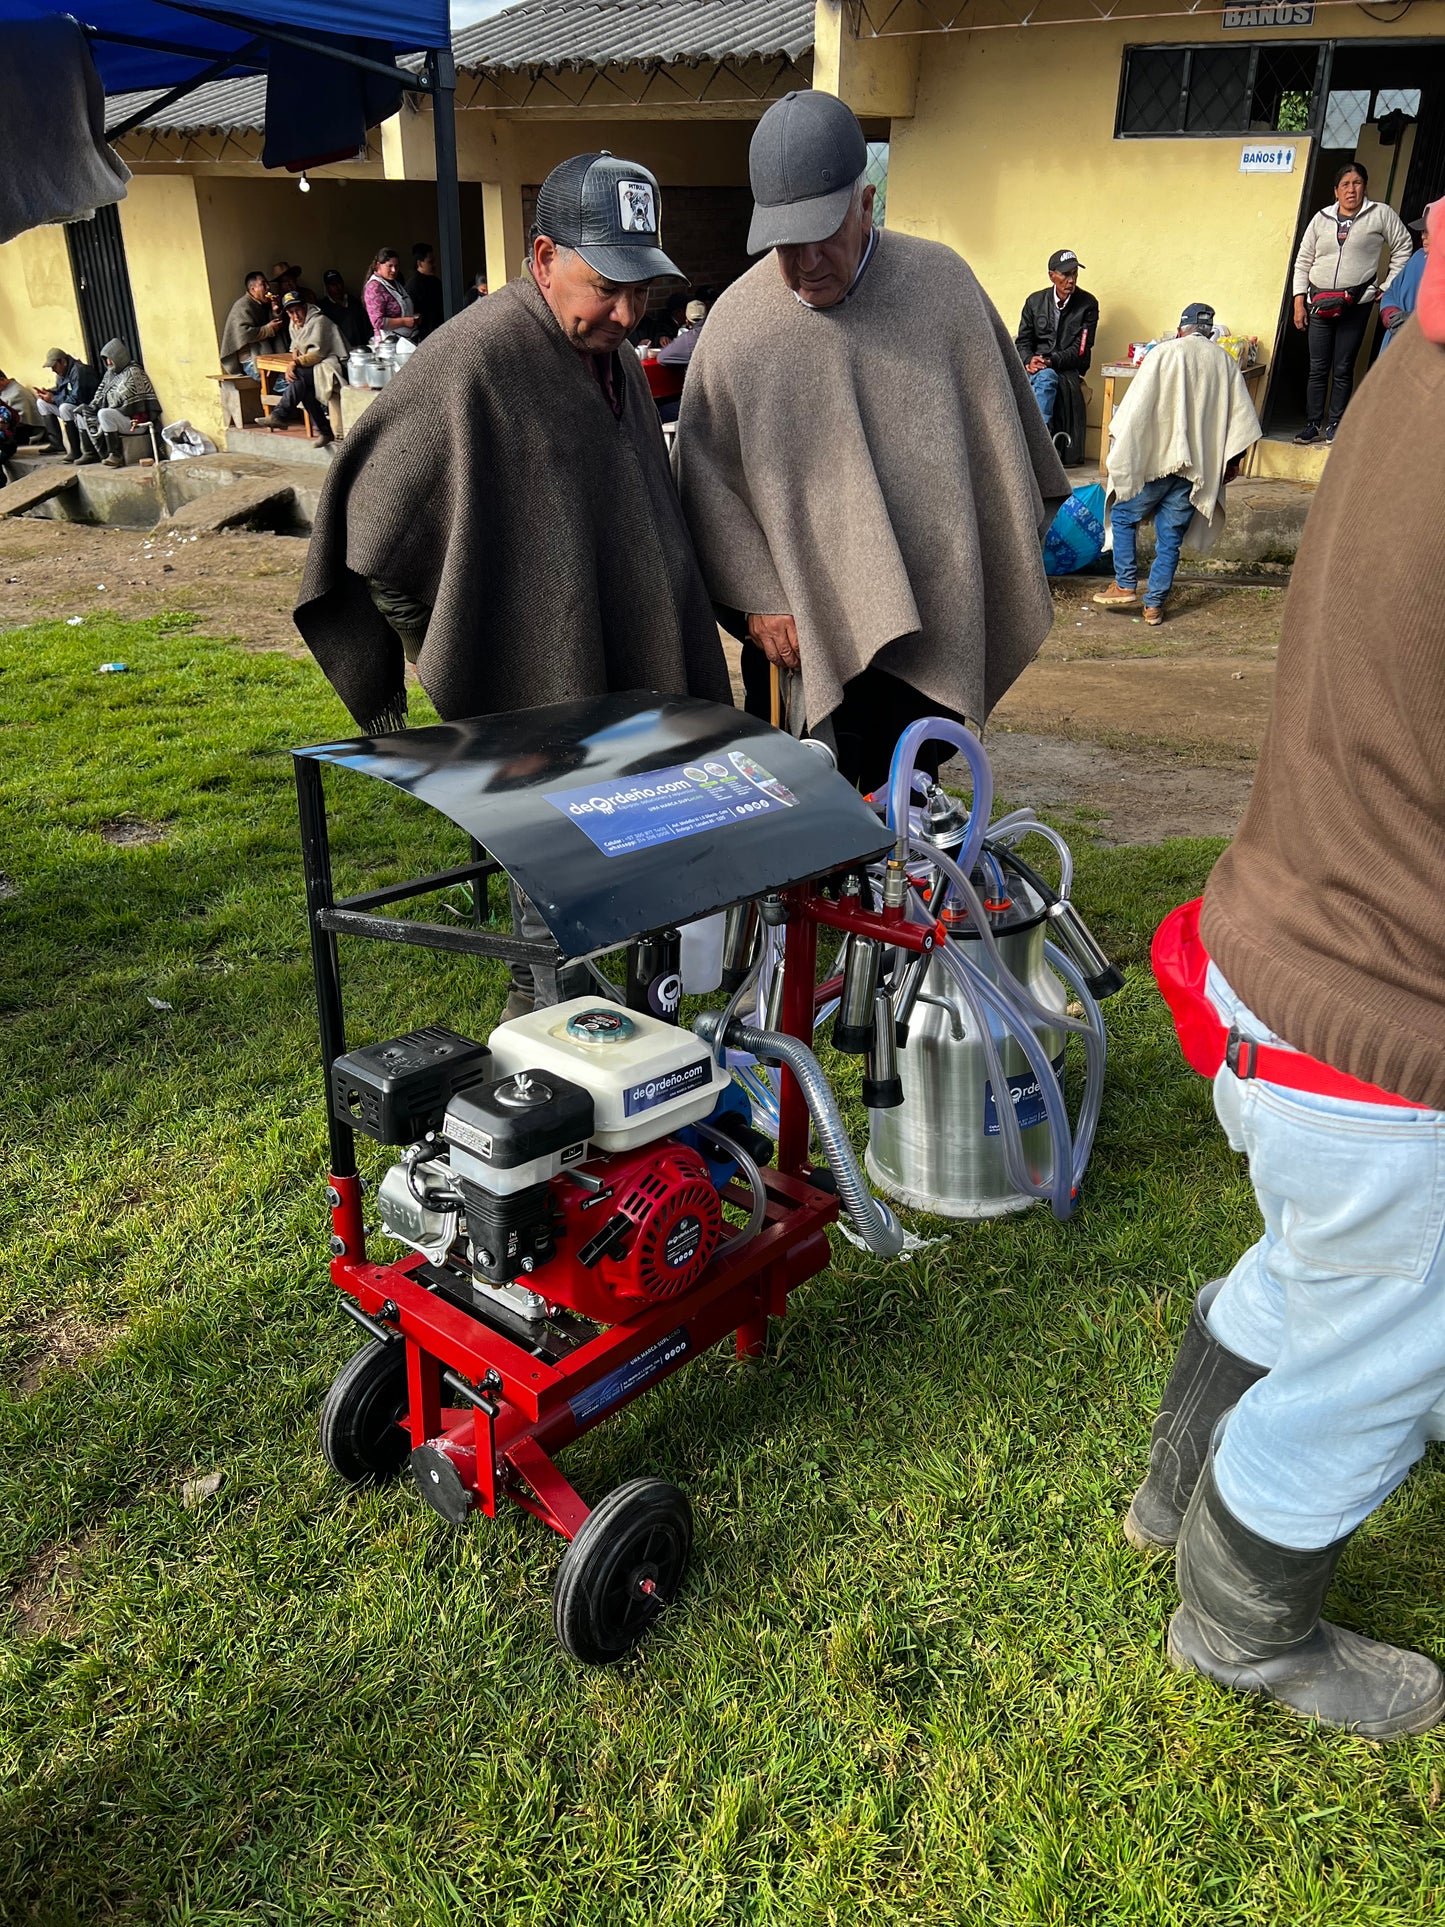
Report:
508,881,590,1010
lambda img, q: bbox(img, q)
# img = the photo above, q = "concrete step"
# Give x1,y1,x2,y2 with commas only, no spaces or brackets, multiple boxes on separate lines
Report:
166,474,299,534
1246,435,1330,484
1,464,79,517
224,425,335,469
1061,467,1315,567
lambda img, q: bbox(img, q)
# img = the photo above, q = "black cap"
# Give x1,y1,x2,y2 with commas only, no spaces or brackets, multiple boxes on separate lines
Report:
1048,249,1084,274
747,91,868,254
282,290,306,309
1180,301,1216,332
533,152,683,284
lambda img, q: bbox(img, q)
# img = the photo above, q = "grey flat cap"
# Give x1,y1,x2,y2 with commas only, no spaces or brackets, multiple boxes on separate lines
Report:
747,91,868,254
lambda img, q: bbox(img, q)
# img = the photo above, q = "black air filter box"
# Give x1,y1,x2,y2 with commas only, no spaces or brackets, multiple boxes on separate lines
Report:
331,1027,492,1143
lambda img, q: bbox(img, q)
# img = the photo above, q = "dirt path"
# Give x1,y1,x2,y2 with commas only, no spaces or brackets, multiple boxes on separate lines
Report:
980,731,1256,843
0,519,1283,840
0,520,307,654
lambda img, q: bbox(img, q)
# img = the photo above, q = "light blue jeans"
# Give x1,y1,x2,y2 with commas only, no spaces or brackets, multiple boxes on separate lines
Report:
1204,964,1445,1550
1110,473,1195,606
1028,365,1059,424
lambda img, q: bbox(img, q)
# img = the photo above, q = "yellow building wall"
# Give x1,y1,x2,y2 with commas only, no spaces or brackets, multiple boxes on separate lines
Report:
888,28,1316,455
115,176,226,439
0,225,84,392
814,0,920,116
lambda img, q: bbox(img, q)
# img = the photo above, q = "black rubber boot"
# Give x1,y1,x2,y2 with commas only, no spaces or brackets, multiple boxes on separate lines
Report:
40,416,64,453
1125,1279,1269,1551
102,431,126,469
1168,1457,1445,1741
61,420,84,464
73,433,101,467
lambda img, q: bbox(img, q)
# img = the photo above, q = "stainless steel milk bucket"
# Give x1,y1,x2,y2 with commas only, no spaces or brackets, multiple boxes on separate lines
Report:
865,895,1068,1218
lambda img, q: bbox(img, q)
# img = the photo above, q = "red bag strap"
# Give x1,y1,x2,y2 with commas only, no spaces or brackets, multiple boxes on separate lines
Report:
1152,898,1419,1109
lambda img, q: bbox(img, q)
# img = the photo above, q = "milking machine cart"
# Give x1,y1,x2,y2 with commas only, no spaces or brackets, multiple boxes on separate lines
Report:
293,695,1121,1664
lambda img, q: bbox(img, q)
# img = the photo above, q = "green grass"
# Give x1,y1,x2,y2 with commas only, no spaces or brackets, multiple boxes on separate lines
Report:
3,615,1445,1925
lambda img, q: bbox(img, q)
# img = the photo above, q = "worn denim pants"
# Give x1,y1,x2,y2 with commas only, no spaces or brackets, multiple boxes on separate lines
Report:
1028,365,1059,425
1203,964,1445,1550
1110,473,1194,606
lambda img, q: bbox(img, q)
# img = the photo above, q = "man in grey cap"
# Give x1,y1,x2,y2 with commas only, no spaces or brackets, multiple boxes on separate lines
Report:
32,347,97,460
296,149,730,1014
675,91,1069,792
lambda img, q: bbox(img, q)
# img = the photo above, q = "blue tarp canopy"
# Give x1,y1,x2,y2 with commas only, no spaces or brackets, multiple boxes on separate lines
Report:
6,0,450,94
5,0,462,308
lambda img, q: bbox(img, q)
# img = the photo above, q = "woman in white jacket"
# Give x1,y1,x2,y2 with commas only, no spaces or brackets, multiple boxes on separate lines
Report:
1291,162,1411,444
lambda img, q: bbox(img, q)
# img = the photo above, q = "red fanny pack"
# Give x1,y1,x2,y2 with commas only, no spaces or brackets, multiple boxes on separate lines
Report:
1151,898,1417,1109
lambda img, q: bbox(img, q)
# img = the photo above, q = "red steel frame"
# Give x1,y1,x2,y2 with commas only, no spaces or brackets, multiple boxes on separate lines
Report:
326,881,940,1543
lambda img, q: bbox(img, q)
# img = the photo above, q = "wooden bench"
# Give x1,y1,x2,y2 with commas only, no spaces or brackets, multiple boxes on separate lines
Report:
212,373,264,428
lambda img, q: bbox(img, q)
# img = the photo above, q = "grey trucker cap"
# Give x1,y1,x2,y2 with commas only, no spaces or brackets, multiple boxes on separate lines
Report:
533,151,683,284
747,91,868,254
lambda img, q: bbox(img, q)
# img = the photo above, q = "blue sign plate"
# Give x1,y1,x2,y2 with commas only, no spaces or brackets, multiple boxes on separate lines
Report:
983,1052,1067,1135
568,1326,690,1426
546,755,800,858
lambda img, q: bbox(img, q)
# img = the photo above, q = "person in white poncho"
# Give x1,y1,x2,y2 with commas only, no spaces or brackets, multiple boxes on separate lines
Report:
1095,302,1262,626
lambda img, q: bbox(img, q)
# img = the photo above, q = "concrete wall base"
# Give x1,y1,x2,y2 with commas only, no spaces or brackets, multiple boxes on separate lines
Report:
8,452,324,531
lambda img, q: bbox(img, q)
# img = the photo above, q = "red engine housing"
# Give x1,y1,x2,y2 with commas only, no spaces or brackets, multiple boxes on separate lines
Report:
532,1139,724,1324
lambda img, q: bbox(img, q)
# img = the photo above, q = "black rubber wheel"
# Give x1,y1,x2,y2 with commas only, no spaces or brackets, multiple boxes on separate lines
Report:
552,1478,693,1666
319,1339,410,1484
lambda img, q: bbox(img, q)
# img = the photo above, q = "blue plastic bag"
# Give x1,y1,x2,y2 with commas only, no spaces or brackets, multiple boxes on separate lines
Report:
1042,483,1107,577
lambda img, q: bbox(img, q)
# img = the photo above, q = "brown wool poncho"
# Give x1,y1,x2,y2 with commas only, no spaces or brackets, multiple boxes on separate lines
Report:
674,229,1070,731
295,275,731,734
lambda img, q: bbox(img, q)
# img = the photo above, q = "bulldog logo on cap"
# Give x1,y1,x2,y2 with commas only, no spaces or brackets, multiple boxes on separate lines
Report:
618,181,657,234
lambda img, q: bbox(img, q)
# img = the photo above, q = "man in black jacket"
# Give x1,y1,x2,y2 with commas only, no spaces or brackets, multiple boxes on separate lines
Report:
1016,248,1099,465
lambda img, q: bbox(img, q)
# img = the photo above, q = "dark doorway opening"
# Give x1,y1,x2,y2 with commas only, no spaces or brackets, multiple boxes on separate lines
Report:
65,203,143,369
1263,40,1444,436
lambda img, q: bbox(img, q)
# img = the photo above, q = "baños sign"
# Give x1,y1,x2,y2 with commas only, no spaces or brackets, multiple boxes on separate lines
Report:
1239,143,1299,172
1222,3,1315,25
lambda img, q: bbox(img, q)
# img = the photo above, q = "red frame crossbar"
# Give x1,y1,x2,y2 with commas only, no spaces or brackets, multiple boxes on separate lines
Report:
331,1163,836,1540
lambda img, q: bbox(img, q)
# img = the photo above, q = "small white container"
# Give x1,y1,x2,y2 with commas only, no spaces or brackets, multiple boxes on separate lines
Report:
679,914,725,995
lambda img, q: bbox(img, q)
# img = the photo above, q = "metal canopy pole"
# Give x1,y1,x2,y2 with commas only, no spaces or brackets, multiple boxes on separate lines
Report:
427,42,465,319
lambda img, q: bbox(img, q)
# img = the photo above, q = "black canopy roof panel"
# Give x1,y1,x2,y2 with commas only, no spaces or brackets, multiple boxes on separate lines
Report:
294,694,893,957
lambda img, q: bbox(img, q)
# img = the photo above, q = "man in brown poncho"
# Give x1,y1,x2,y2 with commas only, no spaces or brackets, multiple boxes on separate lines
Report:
219,270,284,378
675,92,1070,791
296,151,730,1012
295,150,730,740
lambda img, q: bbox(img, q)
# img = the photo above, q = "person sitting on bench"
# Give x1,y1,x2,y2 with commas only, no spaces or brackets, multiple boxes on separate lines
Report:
266,291,348,445
220,269,286,379
33,347,97,460
73,339,160,468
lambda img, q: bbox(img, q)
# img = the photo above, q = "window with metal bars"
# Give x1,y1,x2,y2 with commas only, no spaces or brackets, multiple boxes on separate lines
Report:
1117,43,1326,138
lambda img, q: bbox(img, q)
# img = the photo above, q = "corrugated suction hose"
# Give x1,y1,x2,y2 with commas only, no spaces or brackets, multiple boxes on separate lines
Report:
692,1012,905,1258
